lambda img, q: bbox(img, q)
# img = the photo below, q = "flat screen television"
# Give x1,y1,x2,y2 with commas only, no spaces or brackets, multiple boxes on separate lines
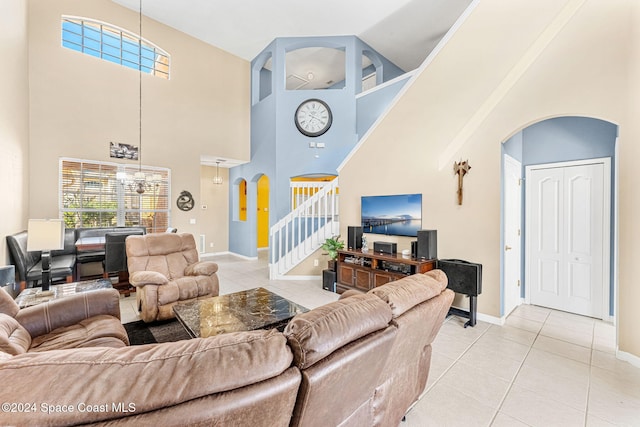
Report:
361,194,422,237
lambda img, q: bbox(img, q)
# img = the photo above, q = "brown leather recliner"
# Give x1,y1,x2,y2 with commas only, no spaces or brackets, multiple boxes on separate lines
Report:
369,270,455,426
0,287,129,354
126,233,219,322
284,293,397,427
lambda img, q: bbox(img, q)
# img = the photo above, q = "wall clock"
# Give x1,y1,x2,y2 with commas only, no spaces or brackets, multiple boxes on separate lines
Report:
176,190,194,211
294,98,332,137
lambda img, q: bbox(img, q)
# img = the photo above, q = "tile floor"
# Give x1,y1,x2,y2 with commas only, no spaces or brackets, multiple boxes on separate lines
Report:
119,253,640,427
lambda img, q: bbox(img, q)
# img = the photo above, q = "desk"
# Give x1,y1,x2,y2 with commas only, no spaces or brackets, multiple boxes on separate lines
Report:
14,279,112,308
75,236,105,251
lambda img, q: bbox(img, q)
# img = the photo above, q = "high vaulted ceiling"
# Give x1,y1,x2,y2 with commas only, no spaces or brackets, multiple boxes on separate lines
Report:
111,0,473,72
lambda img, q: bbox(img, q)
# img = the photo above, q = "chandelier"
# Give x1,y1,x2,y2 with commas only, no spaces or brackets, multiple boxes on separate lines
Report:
117,171,161,194
135,0,146,194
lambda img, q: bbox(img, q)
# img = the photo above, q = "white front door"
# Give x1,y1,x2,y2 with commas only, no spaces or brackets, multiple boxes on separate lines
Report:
503,154,522,316
527,160,609,318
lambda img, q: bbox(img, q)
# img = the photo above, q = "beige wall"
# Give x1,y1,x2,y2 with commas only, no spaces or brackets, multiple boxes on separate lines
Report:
27,0,250,250
619,1,640,359
0,0,30,265
199,165,229,254
339,0,639,356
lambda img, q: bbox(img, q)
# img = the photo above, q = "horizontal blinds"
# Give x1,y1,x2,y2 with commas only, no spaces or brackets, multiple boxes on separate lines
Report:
60,158,171,233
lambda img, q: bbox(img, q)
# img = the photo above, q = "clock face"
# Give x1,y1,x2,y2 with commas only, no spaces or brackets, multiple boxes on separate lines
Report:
294,99,332,137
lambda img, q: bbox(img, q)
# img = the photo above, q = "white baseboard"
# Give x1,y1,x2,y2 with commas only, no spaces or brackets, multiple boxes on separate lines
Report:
225,251,258,261
200,251,230,258
271,274,321,281
449,305,504,326
616,349,640,368
477,312,505,326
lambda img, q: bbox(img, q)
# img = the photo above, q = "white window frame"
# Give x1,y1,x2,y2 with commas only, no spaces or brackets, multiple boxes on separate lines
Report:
61,15,170,79
59,158,171,233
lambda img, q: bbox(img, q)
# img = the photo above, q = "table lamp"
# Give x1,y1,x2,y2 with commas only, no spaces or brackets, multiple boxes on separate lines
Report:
26,219,65,291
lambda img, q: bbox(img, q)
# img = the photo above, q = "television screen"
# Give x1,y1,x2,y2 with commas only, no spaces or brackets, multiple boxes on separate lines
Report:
361,194,422,237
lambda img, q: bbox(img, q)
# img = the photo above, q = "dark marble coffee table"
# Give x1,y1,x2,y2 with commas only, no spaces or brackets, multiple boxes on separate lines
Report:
172,287,309,338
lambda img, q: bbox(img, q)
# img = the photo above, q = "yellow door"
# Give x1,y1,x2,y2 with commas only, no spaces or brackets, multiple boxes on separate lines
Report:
257,175,269,248
239,179,247,221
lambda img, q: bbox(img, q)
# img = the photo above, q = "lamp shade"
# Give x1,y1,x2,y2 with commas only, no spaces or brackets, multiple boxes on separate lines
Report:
26,219,65,252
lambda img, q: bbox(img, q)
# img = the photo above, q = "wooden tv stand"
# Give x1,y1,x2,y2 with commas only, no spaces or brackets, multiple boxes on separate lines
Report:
336,249,436,293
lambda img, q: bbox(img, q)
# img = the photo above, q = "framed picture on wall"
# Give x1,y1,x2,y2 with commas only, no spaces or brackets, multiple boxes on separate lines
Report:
109,142,139,160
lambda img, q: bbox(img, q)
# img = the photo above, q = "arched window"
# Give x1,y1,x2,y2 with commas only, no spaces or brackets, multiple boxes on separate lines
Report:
62,16,170,79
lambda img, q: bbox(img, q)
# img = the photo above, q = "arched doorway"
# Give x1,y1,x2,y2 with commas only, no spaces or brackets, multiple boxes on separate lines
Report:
501,116,617,320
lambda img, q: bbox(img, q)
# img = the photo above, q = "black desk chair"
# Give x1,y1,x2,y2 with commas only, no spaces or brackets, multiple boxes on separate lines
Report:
103,231,143,296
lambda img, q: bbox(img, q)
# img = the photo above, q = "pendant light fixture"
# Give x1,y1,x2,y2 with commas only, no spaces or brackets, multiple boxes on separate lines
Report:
134,0,146,194
213,161,223,185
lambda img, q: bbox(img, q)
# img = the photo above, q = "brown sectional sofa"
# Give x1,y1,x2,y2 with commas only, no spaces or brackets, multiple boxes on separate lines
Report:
0,270,453,426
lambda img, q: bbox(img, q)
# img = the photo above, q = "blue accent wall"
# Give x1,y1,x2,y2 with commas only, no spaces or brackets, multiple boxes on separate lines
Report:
356,74,411,139
503,116,617,316
230,36,406,258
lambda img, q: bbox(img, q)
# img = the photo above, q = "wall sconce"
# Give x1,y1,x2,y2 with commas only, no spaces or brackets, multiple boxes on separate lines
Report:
213,160,223,185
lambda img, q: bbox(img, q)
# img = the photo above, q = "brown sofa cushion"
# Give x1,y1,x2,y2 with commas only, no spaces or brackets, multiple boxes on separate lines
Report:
369,269,448,318
0,288,19,318
0,314,31,355
285,293,392,368
16,288,122,338
29,314,129,351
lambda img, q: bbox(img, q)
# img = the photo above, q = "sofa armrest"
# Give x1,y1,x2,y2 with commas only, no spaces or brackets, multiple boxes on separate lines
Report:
15,288,121,338
339,289,365,300
129,270,169,287
185,260,219,277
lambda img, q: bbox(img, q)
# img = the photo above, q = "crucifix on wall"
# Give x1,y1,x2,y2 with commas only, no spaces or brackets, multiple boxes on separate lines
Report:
453,160,471,205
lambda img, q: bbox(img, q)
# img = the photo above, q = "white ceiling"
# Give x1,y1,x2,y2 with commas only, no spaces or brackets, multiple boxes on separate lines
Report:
110,0,473,167
111,0,472,71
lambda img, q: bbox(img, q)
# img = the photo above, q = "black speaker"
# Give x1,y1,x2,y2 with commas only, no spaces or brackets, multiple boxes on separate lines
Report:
416,230,437,260
411,241,418,258
347,226,363,250
322,269,336,292
373,241,397,255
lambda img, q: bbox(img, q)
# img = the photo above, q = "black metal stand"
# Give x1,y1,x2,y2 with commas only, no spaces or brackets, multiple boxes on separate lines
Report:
40,251,52,291
448,295,477,328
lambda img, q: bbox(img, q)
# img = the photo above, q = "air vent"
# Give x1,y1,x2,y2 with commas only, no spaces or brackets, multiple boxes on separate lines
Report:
286,74,309,90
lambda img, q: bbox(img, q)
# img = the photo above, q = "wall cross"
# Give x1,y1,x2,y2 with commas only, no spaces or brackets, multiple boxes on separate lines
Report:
453,160,471,205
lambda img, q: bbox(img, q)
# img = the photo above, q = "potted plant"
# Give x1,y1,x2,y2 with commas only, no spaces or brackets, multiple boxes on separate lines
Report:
322,236,344,271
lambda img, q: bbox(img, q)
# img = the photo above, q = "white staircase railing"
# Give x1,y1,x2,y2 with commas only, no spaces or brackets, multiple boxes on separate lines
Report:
269,179,339,279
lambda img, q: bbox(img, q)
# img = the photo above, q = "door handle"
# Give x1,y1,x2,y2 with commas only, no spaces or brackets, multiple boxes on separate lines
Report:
505,245,512,251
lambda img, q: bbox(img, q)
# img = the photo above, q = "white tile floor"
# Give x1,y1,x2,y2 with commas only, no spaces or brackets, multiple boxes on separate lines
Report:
119,253,640,427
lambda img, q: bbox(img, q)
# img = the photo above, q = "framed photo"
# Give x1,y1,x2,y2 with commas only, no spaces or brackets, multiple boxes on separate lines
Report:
110,142,139,160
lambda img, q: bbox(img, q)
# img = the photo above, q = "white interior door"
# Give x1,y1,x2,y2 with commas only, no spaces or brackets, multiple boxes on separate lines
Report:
527,161,608,318
503,155,522,316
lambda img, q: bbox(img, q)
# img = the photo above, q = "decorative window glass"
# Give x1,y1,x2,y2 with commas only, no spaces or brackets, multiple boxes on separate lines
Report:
62,16,170,79
60,158,171,233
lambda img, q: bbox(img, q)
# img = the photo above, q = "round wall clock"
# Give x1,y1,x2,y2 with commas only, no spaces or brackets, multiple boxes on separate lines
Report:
176,190,194,211
294,98,332,137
